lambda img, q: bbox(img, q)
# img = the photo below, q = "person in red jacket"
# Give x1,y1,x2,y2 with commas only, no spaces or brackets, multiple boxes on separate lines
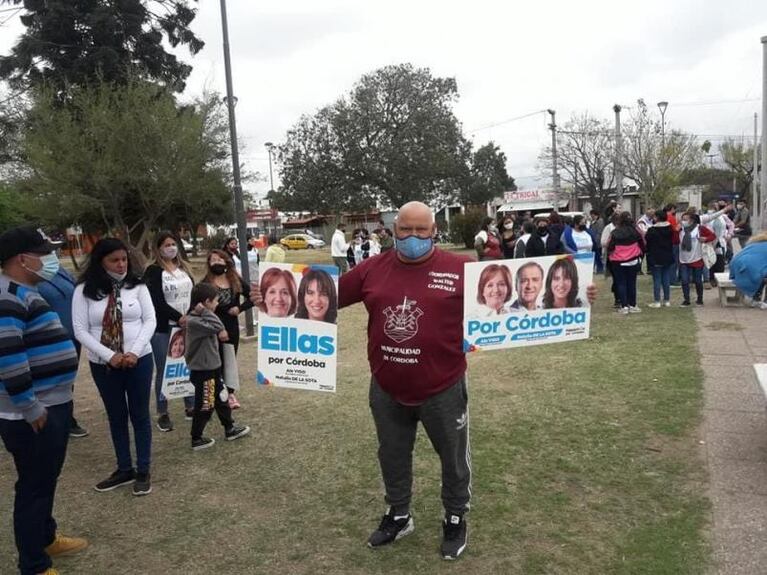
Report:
678,212,715,306
339,201,596,560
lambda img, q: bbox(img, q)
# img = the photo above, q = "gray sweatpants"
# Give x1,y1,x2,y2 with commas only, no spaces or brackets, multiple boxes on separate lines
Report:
332,256,349,275
369,375,472,516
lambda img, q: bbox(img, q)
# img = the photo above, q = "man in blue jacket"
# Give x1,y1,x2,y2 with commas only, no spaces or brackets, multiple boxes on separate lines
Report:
38,265,89,438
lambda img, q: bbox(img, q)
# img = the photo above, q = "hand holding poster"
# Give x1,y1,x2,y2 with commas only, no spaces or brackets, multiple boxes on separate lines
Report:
161,327,194,399
463,254,593,351
256,263,339,392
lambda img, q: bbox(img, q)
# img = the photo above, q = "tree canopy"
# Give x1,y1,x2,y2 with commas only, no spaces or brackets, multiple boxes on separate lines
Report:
273,64,504,212
0,0,204,92
17,79,232,255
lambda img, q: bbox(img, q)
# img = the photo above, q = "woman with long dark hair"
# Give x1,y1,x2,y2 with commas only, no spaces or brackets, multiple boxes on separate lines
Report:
72,238,156,495
203,249,254,409
608,212,645,314
144,231,195,431
543,257,582,308
294,268,338,323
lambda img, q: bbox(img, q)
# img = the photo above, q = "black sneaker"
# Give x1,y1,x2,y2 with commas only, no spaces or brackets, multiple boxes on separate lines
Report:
94,469,135,492
680,301,691,307
441,514,468,560
192,437,216,451
133,472,151,496
156,414,173,432
184,409,194,421
367,508,415,548
69,420,89,438
696,300,704,306
225,425,251,441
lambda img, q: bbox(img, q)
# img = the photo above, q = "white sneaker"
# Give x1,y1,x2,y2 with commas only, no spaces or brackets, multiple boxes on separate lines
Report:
753,301,767,310
628,306,642,313
648,302,661,308
663,301,671,307
619,307,630,315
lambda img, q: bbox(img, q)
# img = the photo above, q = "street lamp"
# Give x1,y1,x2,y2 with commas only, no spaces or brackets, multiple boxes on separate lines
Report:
657,100,668,147
264,142,275,192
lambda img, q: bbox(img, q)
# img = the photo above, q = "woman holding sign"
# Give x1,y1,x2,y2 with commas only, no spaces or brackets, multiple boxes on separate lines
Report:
145,231,195,432
295,268,338,323
543,257,583,309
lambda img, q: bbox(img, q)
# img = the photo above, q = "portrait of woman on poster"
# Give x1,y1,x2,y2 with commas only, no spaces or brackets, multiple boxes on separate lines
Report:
259,267,298,318
474,264,513,316
167,329,186,359
543,257,584,309
295,268,338,324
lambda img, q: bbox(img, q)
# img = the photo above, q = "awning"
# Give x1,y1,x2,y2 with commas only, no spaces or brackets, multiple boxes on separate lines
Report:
498,200,568,212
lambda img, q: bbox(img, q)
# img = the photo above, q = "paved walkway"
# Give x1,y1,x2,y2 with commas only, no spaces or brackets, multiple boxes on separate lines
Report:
696,288,767,574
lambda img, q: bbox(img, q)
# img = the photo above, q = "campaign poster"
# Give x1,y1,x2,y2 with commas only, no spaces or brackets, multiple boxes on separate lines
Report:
463,253,594,351
161,327,194,399
256,263,339,393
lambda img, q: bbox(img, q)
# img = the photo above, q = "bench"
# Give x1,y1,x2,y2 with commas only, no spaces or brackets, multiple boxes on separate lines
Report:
715,272,744,307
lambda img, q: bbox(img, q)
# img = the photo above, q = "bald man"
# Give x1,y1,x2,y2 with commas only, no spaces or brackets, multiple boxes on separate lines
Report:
339,201,472,559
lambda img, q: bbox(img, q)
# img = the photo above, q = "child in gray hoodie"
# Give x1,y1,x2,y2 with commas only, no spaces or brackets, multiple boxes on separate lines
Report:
185,283,250,450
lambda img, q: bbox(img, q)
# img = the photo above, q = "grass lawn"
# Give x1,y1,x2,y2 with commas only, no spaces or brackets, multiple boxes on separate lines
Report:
0,248,710,574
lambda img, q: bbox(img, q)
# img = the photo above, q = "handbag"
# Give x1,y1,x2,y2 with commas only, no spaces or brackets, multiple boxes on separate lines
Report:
701,241,717,268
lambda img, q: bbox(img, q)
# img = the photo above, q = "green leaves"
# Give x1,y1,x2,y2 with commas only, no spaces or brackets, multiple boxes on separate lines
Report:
0,0,203,93
276,63,475,212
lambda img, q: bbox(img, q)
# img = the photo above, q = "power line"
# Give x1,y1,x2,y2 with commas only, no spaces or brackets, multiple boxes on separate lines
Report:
670,98,761,108
468,109,546,133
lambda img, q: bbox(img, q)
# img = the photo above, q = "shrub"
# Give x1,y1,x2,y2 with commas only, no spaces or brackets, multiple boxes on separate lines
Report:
449,207,487,248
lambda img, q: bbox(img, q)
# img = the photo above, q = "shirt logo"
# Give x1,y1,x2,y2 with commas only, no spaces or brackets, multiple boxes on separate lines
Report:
383,297,423,343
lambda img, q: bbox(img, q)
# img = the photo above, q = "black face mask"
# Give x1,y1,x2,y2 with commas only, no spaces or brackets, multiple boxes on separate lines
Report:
210,264,227,276
538,226,548,236
577,224,587,231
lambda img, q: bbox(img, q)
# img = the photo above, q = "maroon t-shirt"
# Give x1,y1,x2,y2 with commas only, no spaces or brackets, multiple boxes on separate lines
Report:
339,247,471,405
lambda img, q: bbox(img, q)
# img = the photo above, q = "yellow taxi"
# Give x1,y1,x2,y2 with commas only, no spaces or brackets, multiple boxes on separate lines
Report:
279,234,325,250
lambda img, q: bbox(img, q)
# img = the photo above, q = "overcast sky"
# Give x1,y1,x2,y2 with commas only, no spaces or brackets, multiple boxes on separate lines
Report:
2,0,767,196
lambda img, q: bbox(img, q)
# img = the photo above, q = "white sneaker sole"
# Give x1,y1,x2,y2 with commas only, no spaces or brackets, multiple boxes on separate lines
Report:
94,478,134,492
226,426,251,441
132,486,152,496
193,438,216,451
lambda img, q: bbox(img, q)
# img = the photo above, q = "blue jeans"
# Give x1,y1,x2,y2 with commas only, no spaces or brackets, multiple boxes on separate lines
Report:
680,264,704,304
651,264,673,302
612,263,639,308
90,354,153,474
594,249,604,274
151,332,193,414
0,401,72,575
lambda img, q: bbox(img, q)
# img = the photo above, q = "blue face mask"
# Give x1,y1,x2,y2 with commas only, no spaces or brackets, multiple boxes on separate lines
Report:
396,235,433,260
27,253,60,282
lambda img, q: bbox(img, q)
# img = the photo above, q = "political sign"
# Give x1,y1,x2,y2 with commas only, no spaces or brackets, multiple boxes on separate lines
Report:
463,253,594,351
160,327,194,399
256,263,339,393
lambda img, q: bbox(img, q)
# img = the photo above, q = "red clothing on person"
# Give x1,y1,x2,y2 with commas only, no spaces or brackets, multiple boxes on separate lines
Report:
338,247,471,406
483,234,502,260
667,213,680,245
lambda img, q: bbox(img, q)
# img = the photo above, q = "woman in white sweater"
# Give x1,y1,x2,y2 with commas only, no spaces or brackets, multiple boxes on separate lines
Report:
72,238,156,496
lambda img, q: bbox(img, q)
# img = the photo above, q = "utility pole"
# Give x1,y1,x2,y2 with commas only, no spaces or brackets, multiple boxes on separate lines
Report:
265,142,275,192
754,113,759,225
761,36,767,231
613,104,624,206
547,109,561,210
219,0,254,336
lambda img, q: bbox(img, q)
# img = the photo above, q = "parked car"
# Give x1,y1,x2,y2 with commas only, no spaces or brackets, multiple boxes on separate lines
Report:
280,234,326,250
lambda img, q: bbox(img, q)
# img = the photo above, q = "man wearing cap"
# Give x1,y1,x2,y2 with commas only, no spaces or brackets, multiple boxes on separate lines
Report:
0,226,88,575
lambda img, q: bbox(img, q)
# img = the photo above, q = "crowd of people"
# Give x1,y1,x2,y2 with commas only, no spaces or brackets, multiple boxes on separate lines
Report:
0,196,758,573
471,198,759,314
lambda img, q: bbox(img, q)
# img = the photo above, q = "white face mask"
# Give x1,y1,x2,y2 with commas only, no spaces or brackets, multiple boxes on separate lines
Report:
107,270,127,282
161,246,178,260
504,223,514,230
